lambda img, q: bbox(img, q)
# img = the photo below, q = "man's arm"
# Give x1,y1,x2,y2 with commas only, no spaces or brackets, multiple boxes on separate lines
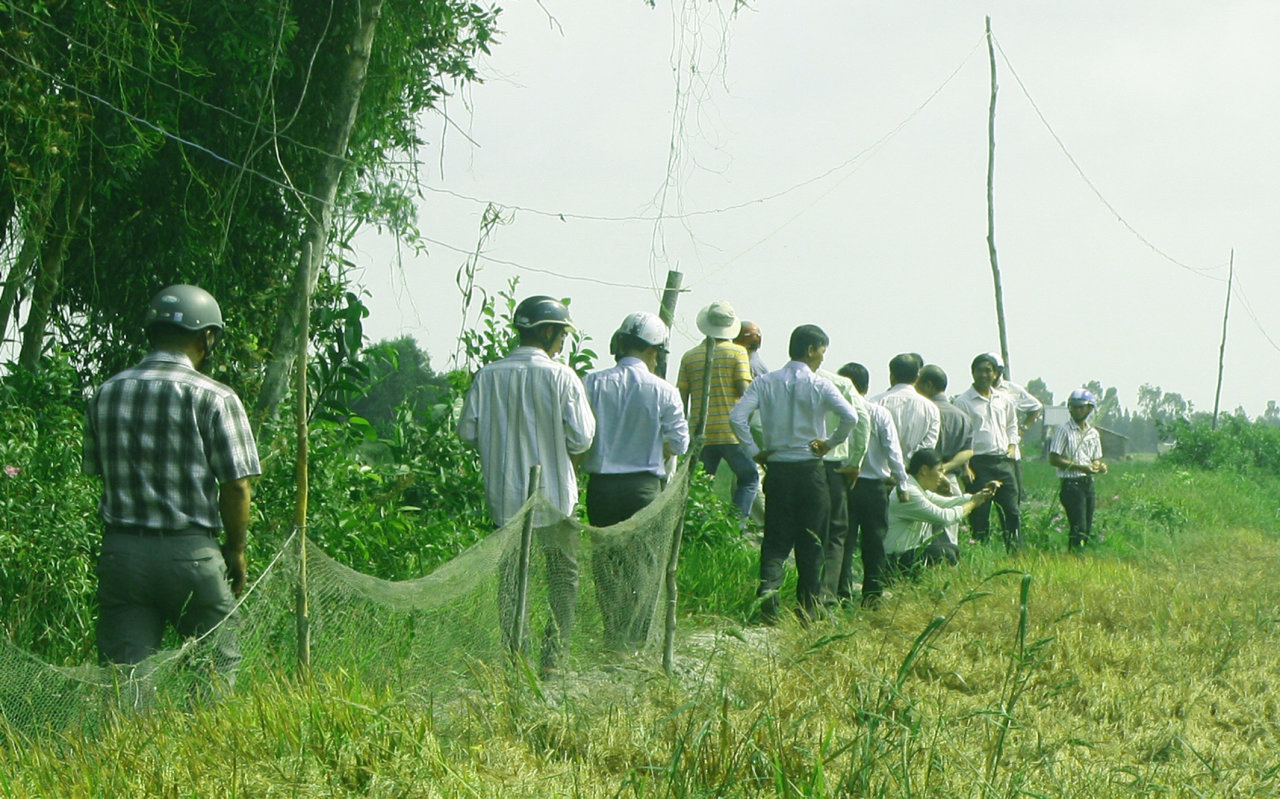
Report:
845,391,872,473
729,384,762,460
661,384,691,457
562,374,597,456
219,477,251,597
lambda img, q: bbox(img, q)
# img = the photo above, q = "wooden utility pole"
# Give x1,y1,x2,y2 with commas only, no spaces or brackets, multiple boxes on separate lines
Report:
656,269,683,380
985,16,1011,376
1212,250,1234,429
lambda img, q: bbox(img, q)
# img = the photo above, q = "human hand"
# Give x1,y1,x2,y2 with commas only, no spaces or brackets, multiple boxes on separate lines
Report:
985,480,1002,493
1091,460,1108,474
223,546,247,597
809,439,830,457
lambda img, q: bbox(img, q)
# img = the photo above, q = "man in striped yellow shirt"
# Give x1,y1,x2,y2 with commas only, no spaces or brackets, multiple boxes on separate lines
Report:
676,300,756,519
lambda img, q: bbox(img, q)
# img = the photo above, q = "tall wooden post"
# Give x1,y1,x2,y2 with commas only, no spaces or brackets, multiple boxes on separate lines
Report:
985,16,1011,375
663,338,715,675
656,270,683,380
295,244,313,670
1212,250,1234,429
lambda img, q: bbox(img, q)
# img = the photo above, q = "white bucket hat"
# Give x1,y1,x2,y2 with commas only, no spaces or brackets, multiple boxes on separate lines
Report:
696,300,741,339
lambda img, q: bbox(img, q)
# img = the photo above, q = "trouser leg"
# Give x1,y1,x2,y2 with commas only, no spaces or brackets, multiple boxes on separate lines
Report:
820,462,848,603
587,473,660,648
850,480,889,604
724,445,761,519
165,537,241,692
1060,478,1094,550
540,520,579,672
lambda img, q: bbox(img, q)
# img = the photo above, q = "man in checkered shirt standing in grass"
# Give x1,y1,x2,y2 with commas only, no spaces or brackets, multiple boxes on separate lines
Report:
83,285,260,692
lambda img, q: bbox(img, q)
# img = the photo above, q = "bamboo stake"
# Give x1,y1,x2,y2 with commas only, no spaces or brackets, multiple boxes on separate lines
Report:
664,338,716,675
1212,250,1234,429
294,240,313,670
511,465,541,657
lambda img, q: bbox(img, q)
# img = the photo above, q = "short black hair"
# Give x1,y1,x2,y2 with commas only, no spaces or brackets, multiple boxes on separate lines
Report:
889,353,920,384
971,352,1000,373
907,448,943,476
918,364,948,393
610,332,652,358
838,362,869,394
788,324,829,361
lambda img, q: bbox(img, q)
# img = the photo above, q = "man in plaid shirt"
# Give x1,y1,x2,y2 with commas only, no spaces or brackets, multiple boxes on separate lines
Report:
83,285,260,688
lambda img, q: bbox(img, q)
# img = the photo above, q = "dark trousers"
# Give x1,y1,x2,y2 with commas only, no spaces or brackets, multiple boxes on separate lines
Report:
886,534,960,581
819,461,848,601
759,460,829,620
841,478,889,603
96,531,240,688
700,443,760,518
586,472,663,648
1059,476,1096,550
968,453,1022,550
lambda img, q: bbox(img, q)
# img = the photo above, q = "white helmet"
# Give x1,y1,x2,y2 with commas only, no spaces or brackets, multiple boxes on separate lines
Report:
611,311,669,354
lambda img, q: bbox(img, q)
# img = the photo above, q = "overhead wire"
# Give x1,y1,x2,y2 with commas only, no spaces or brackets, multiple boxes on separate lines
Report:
992,35,1226,282
993,34,1280,357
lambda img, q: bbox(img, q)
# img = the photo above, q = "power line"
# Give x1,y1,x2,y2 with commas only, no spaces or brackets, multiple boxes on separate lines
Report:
419,234,661,291
992,35,1227,282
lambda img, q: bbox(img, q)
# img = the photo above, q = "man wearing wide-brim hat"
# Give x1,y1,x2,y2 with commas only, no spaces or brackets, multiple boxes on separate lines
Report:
676,300,758,519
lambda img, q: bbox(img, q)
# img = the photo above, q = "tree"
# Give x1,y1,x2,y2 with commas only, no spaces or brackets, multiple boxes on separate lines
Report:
1,0,497,411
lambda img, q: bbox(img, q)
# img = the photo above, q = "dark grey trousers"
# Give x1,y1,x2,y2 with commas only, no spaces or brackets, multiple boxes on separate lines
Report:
96,531,241,686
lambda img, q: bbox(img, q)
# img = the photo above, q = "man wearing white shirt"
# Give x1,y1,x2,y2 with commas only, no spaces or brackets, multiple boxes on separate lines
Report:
952,352,1022,551
583,312,689,648
885,450,995,575
458,295,596,674
870,354,940,459
832,362,910,607
730,325,856,622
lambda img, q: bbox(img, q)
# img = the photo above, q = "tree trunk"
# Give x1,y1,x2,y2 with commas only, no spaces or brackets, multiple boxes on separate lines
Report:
254,0,385,427
18,175,90,369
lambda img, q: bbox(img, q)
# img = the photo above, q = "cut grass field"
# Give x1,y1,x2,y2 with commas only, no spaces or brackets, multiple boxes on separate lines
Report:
4,460,1280,797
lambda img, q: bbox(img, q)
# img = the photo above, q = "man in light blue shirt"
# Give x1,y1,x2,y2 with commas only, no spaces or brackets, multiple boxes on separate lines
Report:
583,312,689,647
730,324,856,622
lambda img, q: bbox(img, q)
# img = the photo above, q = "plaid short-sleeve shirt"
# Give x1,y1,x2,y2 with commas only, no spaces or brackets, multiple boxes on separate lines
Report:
83,350,261,531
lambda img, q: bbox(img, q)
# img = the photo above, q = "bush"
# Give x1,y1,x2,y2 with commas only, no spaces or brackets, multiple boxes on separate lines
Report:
1160,417,1280,472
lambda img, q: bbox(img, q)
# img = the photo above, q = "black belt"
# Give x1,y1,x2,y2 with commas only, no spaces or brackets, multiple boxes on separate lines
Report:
1061,475,1093,483
105,524,213,537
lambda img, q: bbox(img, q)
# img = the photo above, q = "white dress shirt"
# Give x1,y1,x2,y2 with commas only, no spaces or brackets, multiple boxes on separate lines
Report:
953,386,1018,457
884,476,972,555
854,400,909,486
816,369,871,468
729,361,856,463
870,383,940,458
996,379,1044,460
582,357,689,477
458,347,596,526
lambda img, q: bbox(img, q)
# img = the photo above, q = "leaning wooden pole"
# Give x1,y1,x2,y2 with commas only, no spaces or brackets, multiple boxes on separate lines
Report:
655,269,683,380
1212,250,1234,429
664,338,715,675
985,16,1011,375
295,242,313,670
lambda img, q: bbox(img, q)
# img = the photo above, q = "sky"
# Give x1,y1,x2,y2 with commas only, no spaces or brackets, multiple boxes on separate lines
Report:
352,0,1280,415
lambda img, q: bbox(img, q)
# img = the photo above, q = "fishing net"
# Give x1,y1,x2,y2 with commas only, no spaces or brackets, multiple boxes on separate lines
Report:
0,455,696,740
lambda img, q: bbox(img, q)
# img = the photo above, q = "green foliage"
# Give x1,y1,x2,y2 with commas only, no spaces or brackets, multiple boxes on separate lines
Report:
0,353,99,664
1160,416,1280,472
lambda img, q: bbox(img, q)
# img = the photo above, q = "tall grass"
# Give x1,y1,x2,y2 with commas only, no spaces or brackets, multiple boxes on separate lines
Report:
6,457,1280,796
